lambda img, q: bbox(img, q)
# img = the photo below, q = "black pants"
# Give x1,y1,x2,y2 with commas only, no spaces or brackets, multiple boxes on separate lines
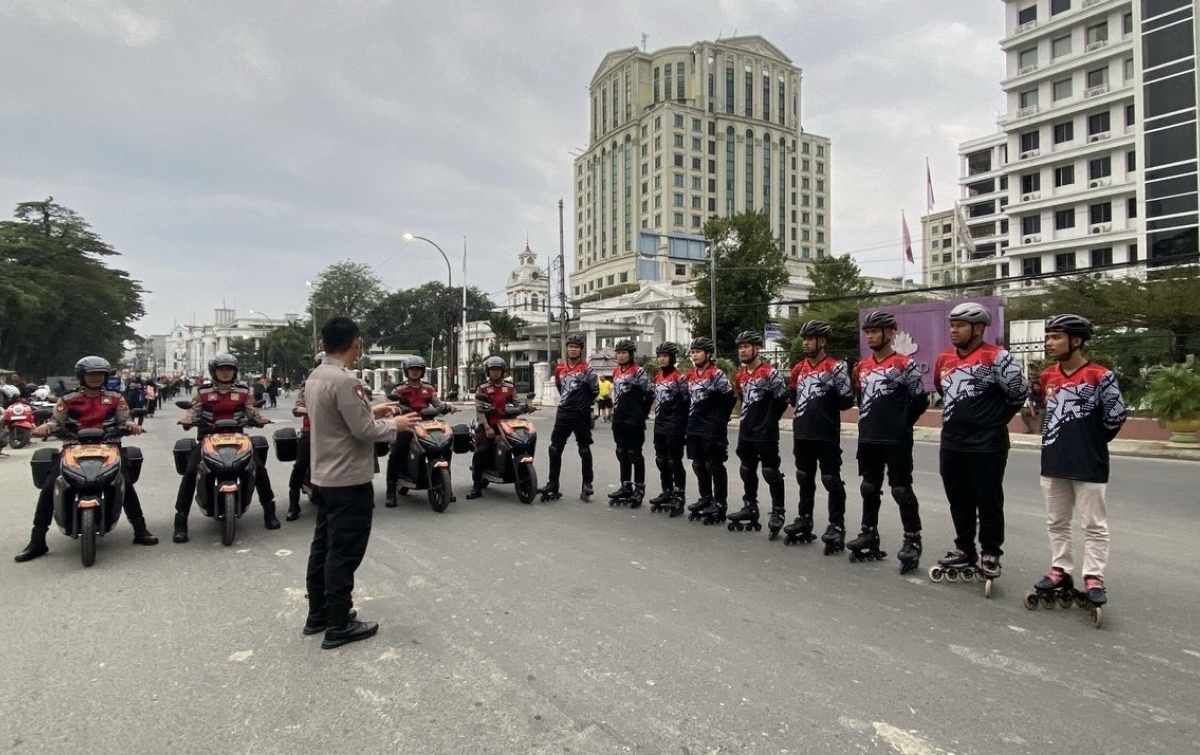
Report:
653,432,686,494
856,441,921,532
385,432,413,486
612,422,646,485
686,435,728,503
305,482,373,627
940,448,1008,557
287,432,311,508
547,413,593,486
175,444,275,515
470,427,494,486
736,438,785,509
793,438,846,527
31,451,147,530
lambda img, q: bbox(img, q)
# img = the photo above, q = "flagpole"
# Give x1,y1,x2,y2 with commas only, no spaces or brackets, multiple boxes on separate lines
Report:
901,209,907,288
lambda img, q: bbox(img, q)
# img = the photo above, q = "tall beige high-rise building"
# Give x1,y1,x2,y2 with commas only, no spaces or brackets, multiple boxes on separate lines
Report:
572,36,832,304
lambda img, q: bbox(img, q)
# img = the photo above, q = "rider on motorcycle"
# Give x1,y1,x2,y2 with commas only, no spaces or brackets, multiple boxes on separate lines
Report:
172,353,278,543
384,356,454,507
14,356,157,563
465,356,526,499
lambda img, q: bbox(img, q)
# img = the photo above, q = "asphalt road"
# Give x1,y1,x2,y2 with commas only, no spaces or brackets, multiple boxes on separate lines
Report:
1,397,1198,754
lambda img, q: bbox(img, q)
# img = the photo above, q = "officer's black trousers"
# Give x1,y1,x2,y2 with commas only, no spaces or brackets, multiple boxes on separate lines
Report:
305,482,374,627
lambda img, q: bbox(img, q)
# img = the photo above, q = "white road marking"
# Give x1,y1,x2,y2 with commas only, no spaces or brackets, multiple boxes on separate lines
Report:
229,650,253,662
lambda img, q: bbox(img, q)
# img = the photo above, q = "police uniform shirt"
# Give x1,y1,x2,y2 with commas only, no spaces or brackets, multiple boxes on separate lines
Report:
307,357,397,487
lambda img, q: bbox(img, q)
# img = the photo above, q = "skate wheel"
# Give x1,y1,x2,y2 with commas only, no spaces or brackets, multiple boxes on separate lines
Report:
1023,591,1039,610
928,566,944,583
727,522,735,531
1057,593,1074,609
1075,595,1088,609
768,531,779,542
984,579,994,599
752,523,762,531
1092,606,1103,629
1039,593,1056,609
945,569,959,583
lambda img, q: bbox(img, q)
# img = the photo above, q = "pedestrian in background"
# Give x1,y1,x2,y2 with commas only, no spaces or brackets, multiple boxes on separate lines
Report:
305,317,416,649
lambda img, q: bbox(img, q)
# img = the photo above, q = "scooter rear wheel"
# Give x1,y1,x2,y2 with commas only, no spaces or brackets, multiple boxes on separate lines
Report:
515,464,538,505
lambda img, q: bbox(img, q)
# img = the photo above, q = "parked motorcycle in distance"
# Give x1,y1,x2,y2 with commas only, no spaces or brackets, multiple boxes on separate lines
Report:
474,394,538,504
30,417,144,567
4,398,36,449
395,405,471,512
172,399,269,546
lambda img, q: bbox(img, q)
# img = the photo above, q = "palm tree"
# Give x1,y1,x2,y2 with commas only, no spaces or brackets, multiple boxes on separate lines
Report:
488,311,525,356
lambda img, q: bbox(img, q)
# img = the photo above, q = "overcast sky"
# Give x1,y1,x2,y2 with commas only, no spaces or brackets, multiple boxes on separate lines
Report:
0,0,1007,334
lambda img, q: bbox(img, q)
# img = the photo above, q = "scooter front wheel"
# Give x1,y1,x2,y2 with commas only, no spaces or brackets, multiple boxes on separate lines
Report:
10,426,31,449
428,467,451,513
81,507,98,567
221,491,237,546
515,464,538,505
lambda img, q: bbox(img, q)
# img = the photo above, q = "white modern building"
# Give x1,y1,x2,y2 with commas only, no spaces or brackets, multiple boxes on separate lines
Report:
572,36,833,309
954,0,1200,293
921,208,958,287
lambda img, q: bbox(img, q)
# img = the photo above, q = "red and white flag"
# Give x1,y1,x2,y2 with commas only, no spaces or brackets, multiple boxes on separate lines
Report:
925,159,935,212
902,212,914,264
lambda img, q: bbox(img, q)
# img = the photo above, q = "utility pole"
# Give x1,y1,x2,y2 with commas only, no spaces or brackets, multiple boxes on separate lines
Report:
558,198,567,360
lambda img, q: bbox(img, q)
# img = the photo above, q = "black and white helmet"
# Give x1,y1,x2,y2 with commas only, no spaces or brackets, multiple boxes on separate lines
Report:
565,332,586,347
799,320,832,338
689,336,715,353
404,356,427,377
655,341,678,357
861,311,897,331
948,301,992,325
735,330,764,346
483,356,507,375
74,355,112,382
614,338,636,353
1045,313,1094,342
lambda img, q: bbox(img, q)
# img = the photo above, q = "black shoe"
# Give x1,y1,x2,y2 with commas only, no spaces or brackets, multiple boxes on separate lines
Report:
384,482,397,508
13,530,48,563
172,514,189,544
321,619,379,649
262,501,281,530
130,518,158,546
303,608,358,636
466,485,483,500
285,506,301,521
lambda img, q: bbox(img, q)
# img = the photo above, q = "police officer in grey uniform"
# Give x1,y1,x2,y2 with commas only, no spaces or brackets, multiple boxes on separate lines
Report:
304,317,417,649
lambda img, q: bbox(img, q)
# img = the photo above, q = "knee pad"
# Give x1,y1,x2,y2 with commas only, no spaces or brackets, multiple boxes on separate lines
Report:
860,480,880,500
739,463,756,483
691,460,707,477
548,443,564,458
821,474,842,493
891,486,916,506
796,469,809,487
763,466,783,486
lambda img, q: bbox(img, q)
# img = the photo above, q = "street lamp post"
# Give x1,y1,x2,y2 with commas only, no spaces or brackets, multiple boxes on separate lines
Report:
249,310,275,377
304,281,318,351
403,233,456,391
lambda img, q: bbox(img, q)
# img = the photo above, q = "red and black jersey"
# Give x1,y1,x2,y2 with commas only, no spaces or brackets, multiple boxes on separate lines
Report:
52,389,128,432
686,363,735,439
553,361,599,418
790,356,854,442
854,353,927,444
195,385,256,423
936,343,1029,452
475,381,517,427
1040,363,1126,482
392,381,439,414
734,362,788,442
653,367,689,436
611,363,653,426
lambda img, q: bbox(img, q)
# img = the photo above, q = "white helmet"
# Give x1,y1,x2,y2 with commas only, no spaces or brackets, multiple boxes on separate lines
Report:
948,302,991,325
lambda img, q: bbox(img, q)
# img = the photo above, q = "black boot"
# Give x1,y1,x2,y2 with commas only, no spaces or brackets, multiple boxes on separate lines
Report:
172,514,189,544
321,619,380,650
13,528,49,563
286,493,301,521
262,500,281,530
384,480,397,508
130,518,159,546
303,607,358,636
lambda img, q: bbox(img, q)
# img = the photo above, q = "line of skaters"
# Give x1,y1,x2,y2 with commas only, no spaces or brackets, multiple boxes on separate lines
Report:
524,306,1124,609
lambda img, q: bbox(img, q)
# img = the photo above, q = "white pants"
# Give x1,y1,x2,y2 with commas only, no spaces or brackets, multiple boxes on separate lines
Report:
1040,476,1109,579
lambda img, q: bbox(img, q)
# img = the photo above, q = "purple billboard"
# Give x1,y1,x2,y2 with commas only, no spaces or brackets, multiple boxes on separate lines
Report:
858,297,1005,392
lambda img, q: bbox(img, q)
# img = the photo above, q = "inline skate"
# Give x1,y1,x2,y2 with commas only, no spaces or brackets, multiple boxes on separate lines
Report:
896,532,922,575
846,526,887,563
928,549,995,597
766,506,786,541
608,482,635,507
647,489,673,513
782,514,816,546
819,523,845,555
667,490,686,518
698,499,727,526
538,482,562,502
580,482,593,502
726,501,761,532
686,496,712,522
1022,570,1106,628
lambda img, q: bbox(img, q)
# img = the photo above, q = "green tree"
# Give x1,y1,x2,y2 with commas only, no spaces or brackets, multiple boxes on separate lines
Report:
307,260,386,326
226,336,262,373
0,198,145,376
487,310,526,356
362,282,494,365
687,211,789,352
780,254,874,366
